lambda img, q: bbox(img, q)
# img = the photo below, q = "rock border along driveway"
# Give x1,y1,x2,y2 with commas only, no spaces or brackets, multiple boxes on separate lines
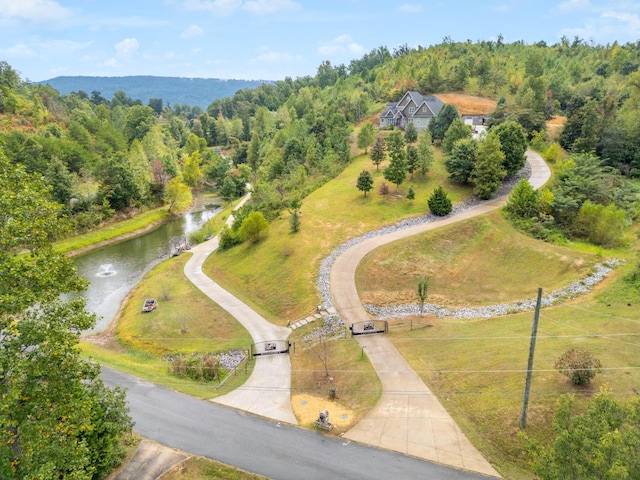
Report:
332,151,550,477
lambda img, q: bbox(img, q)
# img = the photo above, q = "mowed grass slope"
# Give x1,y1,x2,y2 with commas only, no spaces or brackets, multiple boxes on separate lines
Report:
357,211,604,307
81,254,255,399
116,254,252,355
203,150,473,323
387,264,640,478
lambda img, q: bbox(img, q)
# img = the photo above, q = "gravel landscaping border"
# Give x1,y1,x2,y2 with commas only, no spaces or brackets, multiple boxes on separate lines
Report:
315,160,621,321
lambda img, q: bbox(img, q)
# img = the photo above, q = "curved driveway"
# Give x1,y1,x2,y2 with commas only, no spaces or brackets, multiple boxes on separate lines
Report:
183,195,297,424
104,152,549,478
332,150,550,477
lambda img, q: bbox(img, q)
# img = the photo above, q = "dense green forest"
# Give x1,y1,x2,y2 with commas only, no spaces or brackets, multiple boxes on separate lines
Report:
4,36,640,246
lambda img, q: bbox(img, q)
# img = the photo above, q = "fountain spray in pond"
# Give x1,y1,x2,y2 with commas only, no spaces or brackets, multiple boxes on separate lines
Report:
96,263,117,277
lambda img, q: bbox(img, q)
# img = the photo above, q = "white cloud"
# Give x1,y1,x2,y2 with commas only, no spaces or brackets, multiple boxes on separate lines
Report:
181,24,204,38
182,0,242,16
602,10,640,29
103,58,119,68
243,0,301,15
252,46,301,62
0,0,70,22
398,3,422,13
3,43,35,57
318,34,365,56
555,0,592,13
41,39,92,53
115,38,139,57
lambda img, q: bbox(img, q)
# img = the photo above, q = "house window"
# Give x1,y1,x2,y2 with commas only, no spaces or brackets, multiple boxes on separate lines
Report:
408,118,413,123
409,107,415,114
416,119,421,124
422,106,427,113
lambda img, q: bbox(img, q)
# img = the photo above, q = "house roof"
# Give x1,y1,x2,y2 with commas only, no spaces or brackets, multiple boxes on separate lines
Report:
386,91,445,118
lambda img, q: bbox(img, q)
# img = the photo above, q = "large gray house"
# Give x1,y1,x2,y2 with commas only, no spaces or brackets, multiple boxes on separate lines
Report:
379,91,444,131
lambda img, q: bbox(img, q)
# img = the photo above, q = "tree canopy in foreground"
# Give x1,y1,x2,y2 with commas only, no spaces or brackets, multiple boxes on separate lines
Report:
0,150,132,479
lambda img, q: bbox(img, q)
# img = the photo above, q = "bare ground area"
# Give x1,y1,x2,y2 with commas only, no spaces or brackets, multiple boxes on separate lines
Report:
291,393,355,431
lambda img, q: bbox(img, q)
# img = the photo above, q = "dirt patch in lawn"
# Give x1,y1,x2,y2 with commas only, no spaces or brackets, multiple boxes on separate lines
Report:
291,393,356,431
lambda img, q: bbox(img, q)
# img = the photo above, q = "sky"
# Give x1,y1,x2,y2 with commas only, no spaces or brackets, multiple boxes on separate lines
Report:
1,0,640,82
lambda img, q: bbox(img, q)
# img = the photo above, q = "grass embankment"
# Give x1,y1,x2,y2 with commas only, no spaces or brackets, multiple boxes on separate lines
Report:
289,324,382,433
57,206,171,255
355,211,639,478
203,150,473,324
357,211,605,307
81,254,254,399
161,457,268,480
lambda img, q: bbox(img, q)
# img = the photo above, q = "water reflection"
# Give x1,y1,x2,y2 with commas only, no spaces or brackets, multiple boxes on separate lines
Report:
74,204,221,334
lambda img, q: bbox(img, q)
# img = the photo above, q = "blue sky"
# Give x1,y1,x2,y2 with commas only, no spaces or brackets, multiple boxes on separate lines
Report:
1,0,639,82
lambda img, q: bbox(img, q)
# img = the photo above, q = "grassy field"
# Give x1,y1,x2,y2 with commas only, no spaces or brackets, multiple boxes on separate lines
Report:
356,211,609,308
203,150,474,323
385,261,640,479
81,254,255,399
289,324,382,433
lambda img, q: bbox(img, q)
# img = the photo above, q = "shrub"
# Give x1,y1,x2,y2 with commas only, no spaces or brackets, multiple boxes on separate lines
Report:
428,186,452,216
554,348,602,385
378,182,390,196
238,211,269,243
219,225,241,249
169,353,222,382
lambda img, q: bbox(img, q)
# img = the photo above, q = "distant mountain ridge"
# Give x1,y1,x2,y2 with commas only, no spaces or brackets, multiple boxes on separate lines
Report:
37,75,271,109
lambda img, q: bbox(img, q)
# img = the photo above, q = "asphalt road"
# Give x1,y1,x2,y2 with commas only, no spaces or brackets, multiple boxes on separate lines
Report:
102,367,492,480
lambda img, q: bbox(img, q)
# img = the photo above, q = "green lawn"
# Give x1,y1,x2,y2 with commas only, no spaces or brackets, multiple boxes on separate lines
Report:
81,253,255,399
383,259,640,479
203,151,473,323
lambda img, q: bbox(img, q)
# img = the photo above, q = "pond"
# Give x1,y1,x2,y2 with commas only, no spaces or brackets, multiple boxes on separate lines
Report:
74,201,221,334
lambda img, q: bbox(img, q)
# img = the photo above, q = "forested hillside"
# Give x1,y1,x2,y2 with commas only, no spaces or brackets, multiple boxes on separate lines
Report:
37,75,270,110
2,36,640,243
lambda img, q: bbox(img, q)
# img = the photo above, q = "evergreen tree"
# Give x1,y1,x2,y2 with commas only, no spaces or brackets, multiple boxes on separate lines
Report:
428,185,452,216
370,134,386,171
406,185,415,202
504,179,539,219
406,144,418,179
356,170,374,197
383,131,407,192
472,133,506,199
404,121,418,144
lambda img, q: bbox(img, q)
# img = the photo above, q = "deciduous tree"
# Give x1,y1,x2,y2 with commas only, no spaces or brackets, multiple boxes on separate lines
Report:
442,118,472,154
357,122,375,154
492,120,528,175
416,129,435,177
238,211,269,243
445,137,477,183
472,133,506,199
0,152,132,479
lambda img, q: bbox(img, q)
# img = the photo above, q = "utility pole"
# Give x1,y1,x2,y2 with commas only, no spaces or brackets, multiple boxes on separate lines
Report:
520,287,542,429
